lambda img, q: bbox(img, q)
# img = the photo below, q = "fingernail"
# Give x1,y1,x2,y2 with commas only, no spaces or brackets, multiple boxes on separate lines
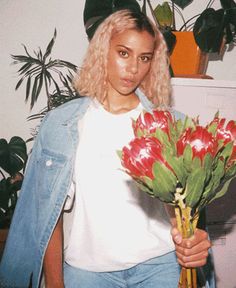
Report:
174,235,181,244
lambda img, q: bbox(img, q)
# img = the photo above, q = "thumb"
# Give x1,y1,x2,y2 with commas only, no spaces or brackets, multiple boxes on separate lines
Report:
171,227,182,245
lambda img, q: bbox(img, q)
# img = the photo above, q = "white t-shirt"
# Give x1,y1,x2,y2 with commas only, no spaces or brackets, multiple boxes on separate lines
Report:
65,99,175,272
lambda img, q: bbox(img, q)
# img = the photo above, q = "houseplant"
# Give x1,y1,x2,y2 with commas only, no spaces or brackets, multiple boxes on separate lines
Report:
0,136,27,229
12,29,78,118
139,0,236,76
0,136,27,254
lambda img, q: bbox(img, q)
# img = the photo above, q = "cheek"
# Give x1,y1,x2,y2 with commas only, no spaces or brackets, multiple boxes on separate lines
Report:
139,64,151,80
113,57,127,71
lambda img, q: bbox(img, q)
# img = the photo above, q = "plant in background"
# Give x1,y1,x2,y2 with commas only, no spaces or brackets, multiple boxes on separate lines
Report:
140,0,236,54
119,110,236,287
12,29,78,120
0,137,28,229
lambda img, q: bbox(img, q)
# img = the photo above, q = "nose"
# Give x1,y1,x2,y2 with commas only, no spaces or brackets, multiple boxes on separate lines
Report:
127,57,138,74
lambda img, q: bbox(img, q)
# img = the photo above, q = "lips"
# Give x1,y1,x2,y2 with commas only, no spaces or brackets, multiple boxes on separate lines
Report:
121,78,136,87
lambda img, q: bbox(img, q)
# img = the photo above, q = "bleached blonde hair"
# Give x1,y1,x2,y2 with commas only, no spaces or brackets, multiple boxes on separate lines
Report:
74,9,171,107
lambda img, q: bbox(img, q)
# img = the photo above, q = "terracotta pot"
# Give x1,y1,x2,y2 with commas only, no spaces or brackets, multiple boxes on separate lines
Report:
170,31,209,76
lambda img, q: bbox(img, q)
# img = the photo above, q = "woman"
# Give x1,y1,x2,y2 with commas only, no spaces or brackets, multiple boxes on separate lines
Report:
0,10,212,288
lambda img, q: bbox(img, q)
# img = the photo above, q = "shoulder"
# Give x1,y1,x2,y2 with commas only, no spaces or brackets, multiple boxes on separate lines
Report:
41,97,91,128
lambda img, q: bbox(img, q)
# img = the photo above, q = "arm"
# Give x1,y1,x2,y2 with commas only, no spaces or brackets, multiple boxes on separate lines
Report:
165,205,211,268
43,214,64,288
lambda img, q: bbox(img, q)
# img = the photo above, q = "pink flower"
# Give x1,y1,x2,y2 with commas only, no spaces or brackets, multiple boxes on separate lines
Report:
121,136,171,179
133,110,173,138
177,126,219,162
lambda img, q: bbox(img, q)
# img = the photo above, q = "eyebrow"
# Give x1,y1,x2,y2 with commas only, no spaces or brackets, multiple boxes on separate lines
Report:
116,44,154,55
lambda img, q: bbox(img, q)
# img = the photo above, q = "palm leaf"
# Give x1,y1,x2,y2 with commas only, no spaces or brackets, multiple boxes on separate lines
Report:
43,29,57,61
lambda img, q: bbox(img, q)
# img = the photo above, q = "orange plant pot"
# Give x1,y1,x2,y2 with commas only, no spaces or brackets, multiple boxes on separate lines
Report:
170,31,209,76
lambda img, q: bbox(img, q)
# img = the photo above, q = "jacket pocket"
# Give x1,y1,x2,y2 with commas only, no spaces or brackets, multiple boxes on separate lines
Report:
36,148,67,199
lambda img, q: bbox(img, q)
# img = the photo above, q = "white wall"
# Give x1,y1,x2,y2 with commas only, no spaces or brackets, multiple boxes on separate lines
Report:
0,0,88,142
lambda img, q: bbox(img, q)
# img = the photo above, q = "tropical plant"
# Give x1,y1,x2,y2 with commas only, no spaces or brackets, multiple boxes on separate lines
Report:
0,137,28,228
12,29,78,118
139,0,236,54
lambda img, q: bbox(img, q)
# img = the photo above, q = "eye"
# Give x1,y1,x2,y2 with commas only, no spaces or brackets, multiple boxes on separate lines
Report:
119,50,129,58
139,55,152,63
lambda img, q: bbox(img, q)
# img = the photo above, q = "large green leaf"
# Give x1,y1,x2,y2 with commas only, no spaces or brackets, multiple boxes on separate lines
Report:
0,137,27,175
173,0,193,9
210,176,235,202
154,2,173,27
183,144,193,172
185,168,206,208
152,161,176,202
193,8,225,53
84,0,141,39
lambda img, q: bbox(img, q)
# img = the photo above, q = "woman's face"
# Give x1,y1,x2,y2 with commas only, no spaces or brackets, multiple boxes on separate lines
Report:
107,29,155,99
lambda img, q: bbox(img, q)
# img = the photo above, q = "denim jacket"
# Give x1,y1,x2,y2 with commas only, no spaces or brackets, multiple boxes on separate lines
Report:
0,93,214,288
0,91,161,287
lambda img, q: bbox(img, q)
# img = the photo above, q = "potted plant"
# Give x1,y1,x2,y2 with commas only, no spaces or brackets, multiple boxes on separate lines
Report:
12,29,78,118
0,136,27,254
139,0,236,76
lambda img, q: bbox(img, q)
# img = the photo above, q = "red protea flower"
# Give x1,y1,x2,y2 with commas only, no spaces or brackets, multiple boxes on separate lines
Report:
177,126,219,162
208,116,236,161
215,119,236,162
121,136,171,180
133,110,173,138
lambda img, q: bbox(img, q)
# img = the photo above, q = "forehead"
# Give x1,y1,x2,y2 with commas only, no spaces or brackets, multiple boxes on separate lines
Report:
110,29,155,52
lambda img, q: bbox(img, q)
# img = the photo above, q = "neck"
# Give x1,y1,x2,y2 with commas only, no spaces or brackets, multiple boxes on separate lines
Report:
101,94,140,114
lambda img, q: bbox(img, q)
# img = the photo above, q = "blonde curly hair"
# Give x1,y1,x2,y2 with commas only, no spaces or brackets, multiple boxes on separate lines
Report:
74,9,171,107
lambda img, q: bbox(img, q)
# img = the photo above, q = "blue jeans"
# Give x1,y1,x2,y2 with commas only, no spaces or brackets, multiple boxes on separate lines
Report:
64,251,180,288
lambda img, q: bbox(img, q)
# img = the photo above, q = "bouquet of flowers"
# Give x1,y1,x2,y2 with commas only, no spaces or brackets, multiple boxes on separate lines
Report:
119,109,236,288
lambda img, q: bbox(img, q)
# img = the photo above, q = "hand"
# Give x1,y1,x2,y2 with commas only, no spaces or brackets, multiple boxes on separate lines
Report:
171,227,211,268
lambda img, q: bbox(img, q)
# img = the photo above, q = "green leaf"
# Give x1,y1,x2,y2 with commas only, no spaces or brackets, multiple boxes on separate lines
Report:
207,122,217,135
135,181,155,197
200,159,225,206
15,76,25,91
152,161,176,202
0,137,27,175
191,156,201,170
155,128,171,147
0,179,10,211
183,144,193,172
165,153,187,187
220,141,233,162
154,2,173,27
173,0,193,9
31,75,39,109
43,29,57,61
193,8,225,53
225,164,236,179
185,168,206,208
211,177,235,202
142,176,153,190
116,150,122,159
25,76,31,102
203,153,213,183
55,60,77,71
18,62,33,75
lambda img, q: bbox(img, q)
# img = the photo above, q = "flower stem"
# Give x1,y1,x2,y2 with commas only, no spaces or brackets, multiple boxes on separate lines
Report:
174,187,198,288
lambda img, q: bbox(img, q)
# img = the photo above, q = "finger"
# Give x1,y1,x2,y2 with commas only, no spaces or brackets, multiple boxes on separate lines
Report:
171,227,182,245
175,238,211,256
185,229,208,248
177,229,210,249
176,250,209,268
